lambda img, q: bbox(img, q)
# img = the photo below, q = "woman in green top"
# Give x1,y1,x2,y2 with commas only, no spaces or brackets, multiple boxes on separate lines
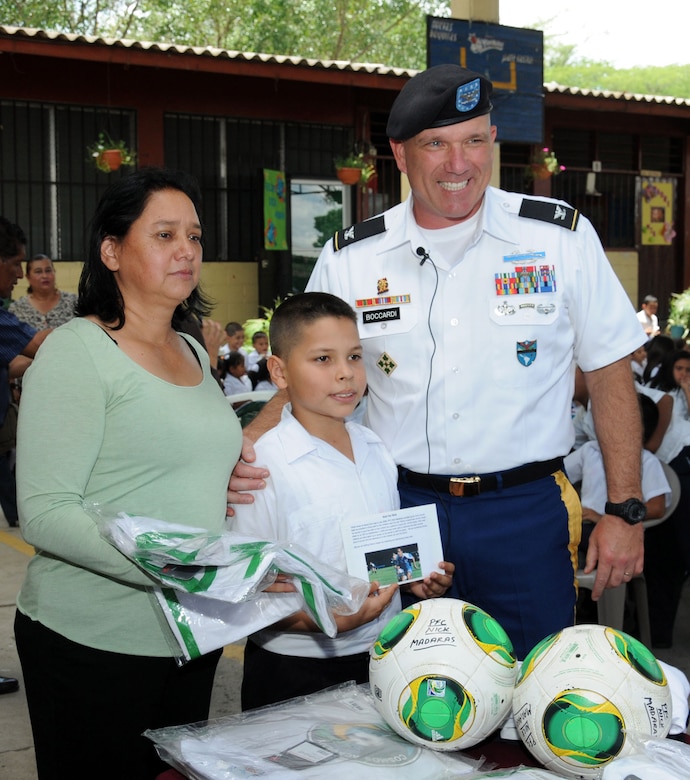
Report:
15,169,242,779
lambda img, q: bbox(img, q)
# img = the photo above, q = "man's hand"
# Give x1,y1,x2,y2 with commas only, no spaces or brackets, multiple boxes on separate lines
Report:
226,435,268,517
583,358,645,600
583,515,644,600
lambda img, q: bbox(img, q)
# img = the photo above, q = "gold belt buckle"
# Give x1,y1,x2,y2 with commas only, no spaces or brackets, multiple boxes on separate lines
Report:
449,476,481,497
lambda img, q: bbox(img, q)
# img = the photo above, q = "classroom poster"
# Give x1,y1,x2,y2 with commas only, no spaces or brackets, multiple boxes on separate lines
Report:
640,177,676,245
263,169,288,250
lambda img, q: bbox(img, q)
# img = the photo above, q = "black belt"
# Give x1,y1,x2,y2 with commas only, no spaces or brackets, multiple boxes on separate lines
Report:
398,457,564,497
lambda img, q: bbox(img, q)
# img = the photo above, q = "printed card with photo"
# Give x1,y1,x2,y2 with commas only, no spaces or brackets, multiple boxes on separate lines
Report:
341,504,444,587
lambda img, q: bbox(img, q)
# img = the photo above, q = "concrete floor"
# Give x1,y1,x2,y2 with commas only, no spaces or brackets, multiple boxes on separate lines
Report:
1,519,689,779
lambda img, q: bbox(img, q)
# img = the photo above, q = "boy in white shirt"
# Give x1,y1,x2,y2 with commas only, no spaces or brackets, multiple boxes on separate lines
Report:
231,292,453,709
245,331,270,373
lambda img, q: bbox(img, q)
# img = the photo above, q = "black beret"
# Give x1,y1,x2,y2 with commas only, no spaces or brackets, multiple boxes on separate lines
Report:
387,64,493,141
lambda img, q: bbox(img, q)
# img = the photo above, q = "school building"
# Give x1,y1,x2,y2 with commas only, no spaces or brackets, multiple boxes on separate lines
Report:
1,24,689,324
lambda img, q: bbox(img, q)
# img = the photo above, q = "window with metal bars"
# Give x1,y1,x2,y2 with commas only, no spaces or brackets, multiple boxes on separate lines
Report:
500,130,683,248
0,100,136,261
164,113,354,262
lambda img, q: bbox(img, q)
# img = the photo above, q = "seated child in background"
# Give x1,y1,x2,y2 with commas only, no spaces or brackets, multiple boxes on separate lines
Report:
630,344,647,383
222,351,252,396
564,393,671,570
245,331,270,373
638,350,690,647
218,321,246,363
249,357,277,392
231,292,454,710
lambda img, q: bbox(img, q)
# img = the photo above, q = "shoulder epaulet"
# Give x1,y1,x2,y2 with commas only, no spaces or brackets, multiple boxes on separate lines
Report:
518,199,580,231
333,215,386,251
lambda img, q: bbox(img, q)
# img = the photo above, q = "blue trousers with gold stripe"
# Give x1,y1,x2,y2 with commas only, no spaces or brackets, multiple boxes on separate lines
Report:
398,469,580,659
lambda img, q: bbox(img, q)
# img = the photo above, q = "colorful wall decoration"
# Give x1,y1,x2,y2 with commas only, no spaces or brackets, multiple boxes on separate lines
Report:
640,178,676,245
263,169,288,250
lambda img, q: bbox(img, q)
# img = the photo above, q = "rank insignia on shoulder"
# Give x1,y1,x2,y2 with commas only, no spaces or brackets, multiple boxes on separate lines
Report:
518,199,579,231
333,214,386,251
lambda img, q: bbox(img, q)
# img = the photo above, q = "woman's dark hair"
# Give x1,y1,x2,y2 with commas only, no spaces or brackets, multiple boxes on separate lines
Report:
25,253,52,294
75,167,213,329
642,334,675,385
650,349,690,392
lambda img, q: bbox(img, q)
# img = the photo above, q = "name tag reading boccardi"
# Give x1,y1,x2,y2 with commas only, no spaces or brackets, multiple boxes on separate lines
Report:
363,307,400,324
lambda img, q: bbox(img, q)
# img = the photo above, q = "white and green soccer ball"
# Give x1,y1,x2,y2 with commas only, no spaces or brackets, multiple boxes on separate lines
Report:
513,623,672,778
369,598,517,750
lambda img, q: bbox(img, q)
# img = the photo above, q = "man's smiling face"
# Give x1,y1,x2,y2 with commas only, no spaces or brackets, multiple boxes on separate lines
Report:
390,114,496,230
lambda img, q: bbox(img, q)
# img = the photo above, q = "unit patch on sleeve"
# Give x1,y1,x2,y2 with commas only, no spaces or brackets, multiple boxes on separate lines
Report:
333,215,386,251
518,199,579,231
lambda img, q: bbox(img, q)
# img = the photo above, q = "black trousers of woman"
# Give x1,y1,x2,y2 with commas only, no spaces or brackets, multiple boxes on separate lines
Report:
15,609,221,780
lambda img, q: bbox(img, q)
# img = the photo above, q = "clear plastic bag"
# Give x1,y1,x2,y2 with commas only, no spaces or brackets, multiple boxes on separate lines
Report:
91,505,370,659
601,733,690,779
145,682,483,780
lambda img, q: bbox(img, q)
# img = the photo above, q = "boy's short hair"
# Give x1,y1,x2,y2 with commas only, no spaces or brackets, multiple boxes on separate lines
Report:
224,321,243,336
252,331,268,343
270,292,357,358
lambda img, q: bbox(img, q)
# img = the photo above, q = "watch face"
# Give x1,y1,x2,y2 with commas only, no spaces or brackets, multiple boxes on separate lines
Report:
629,502,647,522
606,499,647,524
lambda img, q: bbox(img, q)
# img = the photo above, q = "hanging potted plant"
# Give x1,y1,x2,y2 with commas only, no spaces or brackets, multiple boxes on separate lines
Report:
334,148,377,190
87,132,137,173
334,151,368,185
526,147,565,181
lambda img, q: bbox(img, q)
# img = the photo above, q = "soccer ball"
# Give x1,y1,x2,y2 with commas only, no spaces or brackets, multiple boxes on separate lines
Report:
512,624,672,779
369,598,517,750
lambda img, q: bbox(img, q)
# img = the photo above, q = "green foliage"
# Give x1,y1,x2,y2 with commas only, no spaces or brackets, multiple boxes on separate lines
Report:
242,296,286,349
539,26,690,98
0,0,139,36
2,3,689,98
547,58,690,99
313,208,343,249
0,0,449,70
667,289,690,335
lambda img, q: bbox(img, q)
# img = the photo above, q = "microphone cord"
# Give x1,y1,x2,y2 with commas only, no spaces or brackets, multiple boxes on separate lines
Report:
416,246,439,475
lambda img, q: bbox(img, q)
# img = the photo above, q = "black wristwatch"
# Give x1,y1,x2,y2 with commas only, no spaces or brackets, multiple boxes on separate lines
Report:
604,498,647,525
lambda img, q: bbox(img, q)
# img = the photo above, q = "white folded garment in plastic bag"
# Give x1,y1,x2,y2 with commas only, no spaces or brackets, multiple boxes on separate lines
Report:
96,510,370,660
145,683,480,779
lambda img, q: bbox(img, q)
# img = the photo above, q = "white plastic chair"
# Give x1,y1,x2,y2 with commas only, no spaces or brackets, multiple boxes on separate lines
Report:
225,390,276,406
576,461,681,648
225,389,276,428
